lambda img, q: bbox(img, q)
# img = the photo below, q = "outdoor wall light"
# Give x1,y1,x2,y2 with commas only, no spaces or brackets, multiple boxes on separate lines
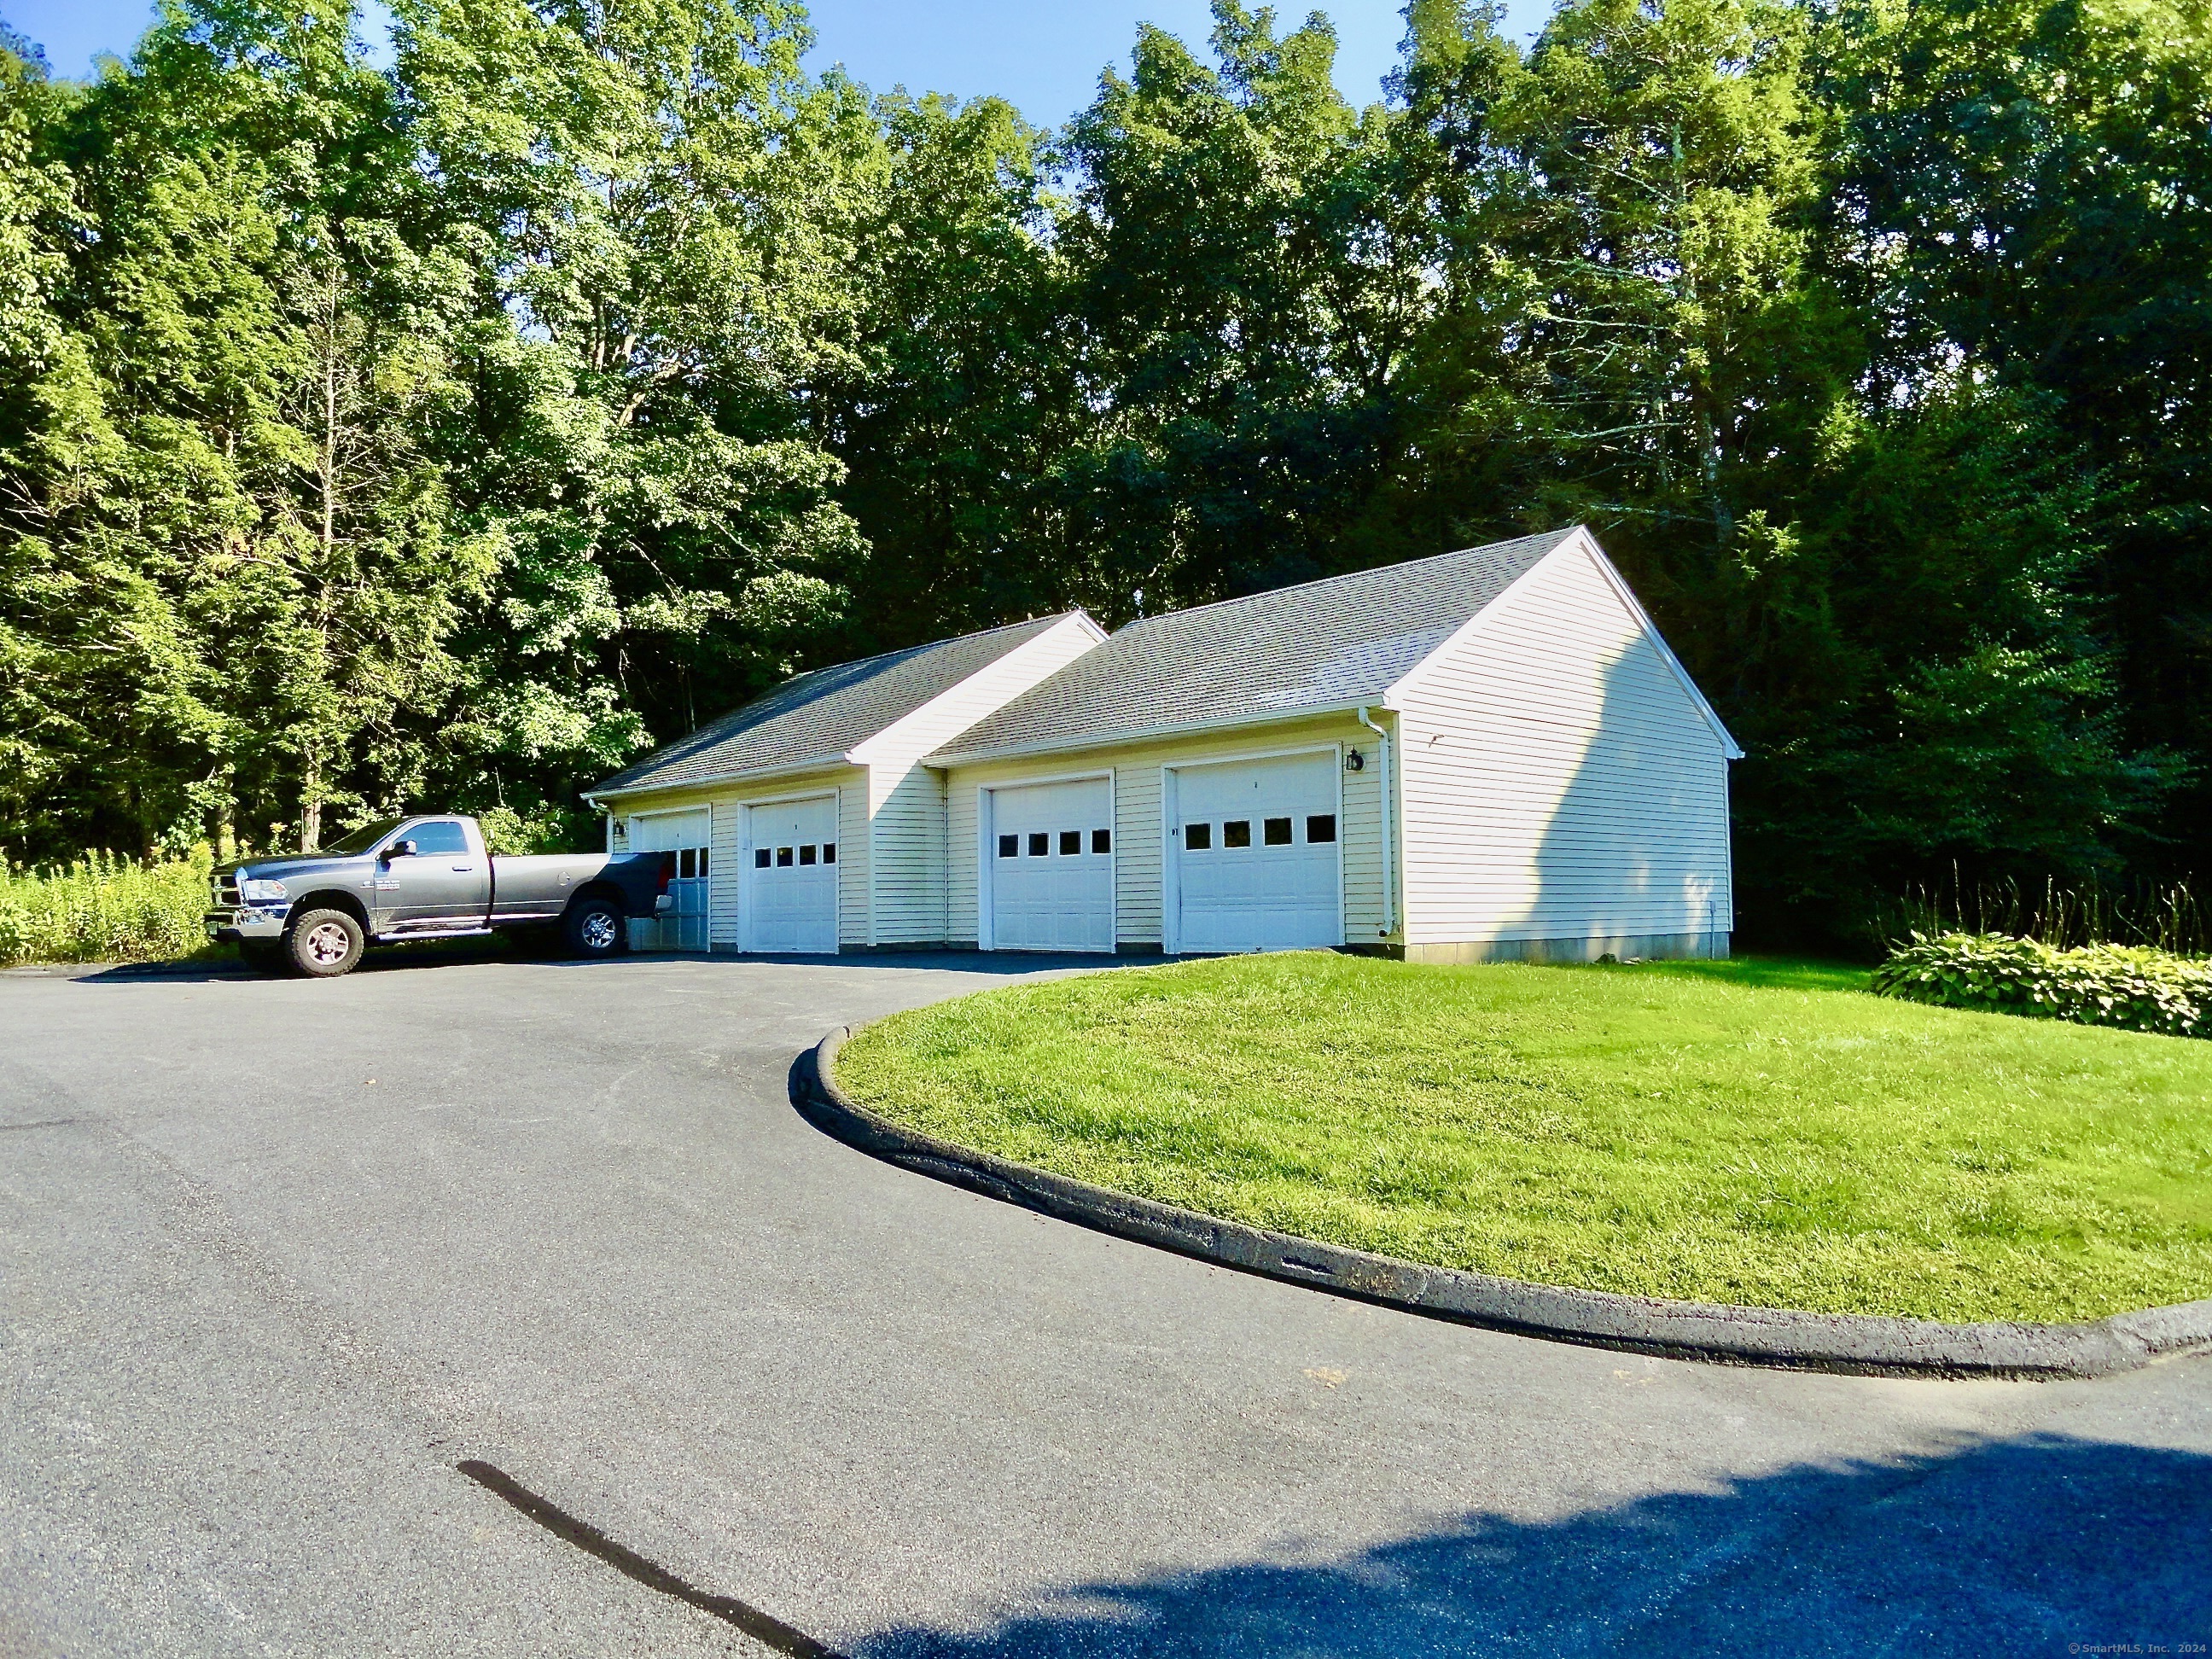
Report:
1345,749,1365,771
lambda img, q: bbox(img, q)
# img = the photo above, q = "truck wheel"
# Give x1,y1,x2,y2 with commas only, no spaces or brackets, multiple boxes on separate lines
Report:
287,908,366,978
237,942,284,975
563,896,626,959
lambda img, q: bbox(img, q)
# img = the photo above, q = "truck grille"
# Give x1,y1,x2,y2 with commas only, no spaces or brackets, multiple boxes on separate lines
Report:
213,873,240,906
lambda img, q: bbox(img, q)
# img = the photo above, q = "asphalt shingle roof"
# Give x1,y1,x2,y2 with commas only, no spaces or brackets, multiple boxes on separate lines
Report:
591,614,1076,795
928,529,1580,762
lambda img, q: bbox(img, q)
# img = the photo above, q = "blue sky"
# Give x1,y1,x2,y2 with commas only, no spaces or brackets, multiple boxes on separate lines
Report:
3,0,1551,127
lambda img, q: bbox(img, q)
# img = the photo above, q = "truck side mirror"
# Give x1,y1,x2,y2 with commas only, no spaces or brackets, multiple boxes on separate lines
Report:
381,839,417,862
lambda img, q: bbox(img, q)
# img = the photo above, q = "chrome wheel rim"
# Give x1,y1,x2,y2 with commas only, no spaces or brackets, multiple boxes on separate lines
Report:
304,921,352,966
580,911,618,951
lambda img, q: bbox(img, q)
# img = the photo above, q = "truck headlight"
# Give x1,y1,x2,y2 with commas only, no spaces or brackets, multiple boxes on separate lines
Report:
239,879,288,903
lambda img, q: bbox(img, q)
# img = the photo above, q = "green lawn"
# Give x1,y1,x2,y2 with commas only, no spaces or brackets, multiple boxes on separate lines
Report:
833,952,2212,1324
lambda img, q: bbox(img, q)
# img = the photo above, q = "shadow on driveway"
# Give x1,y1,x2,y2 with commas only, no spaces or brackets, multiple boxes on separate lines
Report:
856,1430,2212,1656
56,946,1165,986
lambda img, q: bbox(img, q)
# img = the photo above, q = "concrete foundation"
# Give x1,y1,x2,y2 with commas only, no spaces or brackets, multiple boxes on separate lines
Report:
1394,931,1732,966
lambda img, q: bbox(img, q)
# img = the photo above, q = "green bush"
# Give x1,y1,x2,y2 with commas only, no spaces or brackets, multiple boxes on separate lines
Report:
1871,931,2212,1039
0,847,214,966
474,802,592,855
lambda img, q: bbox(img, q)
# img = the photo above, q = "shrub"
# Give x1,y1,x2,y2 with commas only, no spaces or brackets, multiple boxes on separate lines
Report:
1871,931,2212,1039
0,847,214,966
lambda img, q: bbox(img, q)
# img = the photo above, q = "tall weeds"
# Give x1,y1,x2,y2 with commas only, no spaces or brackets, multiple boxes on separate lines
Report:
0,847,213,966
1871,870,2211,956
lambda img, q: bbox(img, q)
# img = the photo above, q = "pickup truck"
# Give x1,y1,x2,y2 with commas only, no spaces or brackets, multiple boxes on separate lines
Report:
203,813,672,977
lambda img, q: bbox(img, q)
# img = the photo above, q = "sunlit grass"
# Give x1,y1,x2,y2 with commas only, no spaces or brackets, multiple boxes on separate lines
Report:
835,952,2212,1324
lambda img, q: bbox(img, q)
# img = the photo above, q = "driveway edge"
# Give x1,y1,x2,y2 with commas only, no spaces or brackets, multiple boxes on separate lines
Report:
797,1027,2212,1379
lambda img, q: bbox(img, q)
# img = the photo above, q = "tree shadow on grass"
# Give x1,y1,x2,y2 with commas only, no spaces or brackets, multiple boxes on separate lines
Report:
1609,954,1876,994
857,1430,2211,1656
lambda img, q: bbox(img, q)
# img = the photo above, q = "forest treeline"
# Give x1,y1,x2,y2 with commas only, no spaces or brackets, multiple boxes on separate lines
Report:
0,0,2207,940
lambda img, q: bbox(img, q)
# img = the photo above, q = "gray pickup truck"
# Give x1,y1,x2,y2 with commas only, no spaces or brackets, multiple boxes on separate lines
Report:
203,813,671,977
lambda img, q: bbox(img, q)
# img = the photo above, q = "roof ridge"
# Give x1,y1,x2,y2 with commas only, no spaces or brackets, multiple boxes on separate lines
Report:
587,609,1086,795
783,609,1085,685
1109,528,1580,635
918,526,1586,766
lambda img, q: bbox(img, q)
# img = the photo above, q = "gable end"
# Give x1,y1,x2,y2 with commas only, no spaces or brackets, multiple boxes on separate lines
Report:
1382,527,1742,760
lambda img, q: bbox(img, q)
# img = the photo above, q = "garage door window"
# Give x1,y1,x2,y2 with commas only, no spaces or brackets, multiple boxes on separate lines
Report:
1028,833,1049,856
752,841,828,865
1092,829,1111,853
998,834,1018,858
1186,815,1336,849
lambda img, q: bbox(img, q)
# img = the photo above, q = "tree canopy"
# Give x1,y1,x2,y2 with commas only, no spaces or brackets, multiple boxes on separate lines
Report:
3,0,2207,940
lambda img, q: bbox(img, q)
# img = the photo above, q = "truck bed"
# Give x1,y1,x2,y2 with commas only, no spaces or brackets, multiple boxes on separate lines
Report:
488,852,664,921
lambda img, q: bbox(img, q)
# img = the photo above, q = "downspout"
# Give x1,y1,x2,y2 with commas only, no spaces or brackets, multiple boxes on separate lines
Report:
1355,707,1396,943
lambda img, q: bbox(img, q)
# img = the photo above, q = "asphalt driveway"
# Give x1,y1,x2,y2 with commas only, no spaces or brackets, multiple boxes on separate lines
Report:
2,951,2208,1656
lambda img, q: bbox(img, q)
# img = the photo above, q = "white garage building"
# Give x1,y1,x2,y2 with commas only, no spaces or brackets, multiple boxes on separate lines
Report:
584,612,1105,955
586,527,1742,963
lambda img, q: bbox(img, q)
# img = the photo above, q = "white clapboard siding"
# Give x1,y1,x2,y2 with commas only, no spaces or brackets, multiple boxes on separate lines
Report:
1391,540,1732,946
856,614,1104,945
945,713,1385,948
836,783,869,945
711,800,743,946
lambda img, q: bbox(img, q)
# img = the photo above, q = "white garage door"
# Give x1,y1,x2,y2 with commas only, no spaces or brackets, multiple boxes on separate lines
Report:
744,796,838,954
987,777,1114,953
624,808,710,952
1173,753,1340,954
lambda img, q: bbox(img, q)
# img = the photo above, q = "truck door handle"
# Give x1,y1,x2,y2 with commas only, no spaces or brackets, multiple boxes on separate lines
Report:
452,863,474,872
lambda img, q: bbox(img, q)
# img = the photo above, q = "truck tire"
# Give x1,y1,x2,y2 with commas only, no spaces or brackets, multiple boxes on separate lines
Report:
563,896,626,960
287,908,366,978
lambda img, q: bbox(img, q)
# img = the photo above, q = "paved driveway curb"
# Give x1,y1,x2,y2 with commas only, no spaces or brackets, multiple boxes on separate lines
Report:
797,1027,2212,1379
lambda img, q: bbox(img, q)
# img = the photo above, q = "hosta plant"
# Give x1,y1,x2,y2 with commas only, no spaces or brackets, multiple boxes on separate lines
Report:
1872,932,2212,1039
